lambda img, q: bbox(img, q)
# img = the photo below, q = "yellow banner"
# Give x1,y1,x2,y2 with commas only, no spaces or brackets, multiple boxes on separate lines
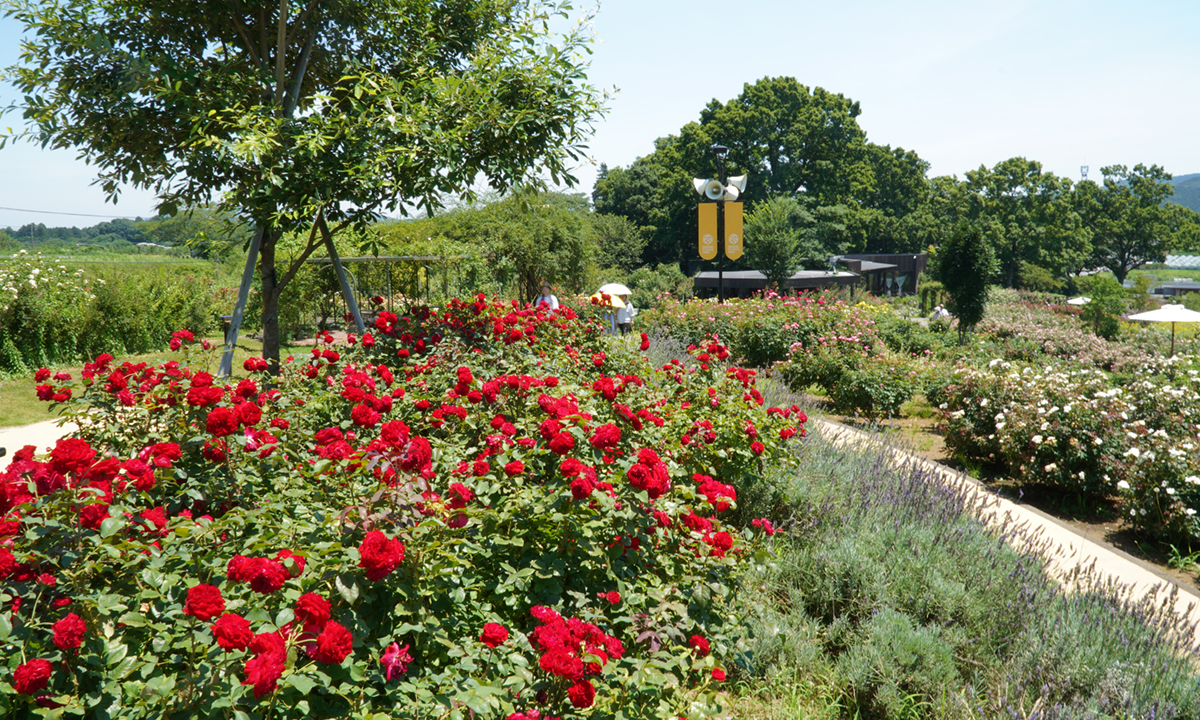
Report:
698,203,717,260
725,202,743,261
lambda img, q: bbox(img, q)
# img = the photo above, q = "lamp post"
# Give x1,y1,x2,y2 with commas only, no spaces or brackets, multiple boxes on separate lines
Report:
694,145,746,304
713,144,728,303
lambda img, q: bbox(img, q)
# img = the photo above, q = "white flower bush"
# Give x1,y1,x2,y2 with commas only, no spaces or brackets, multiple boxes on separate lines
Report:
939,358,1200,541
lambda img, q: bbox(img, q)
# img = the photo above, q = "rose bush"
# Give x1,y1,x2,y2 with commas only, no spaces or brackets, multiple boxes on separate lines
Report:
0,295,805,718
938,358,1200,542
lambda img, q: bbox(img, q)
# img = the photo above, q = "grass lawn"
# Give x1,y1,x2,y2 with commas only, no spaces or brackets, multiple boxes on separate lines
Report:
0,336,299,429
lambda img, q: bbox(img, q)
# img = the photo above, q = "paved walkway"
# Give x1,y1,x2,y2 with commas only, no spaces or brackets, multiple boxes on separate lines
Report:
815,418,1200,650
0,419,77,472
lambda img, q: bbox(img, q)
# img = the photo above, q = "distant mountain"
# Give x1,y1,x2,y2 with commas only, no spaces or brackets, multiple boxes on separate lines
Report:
1168,173,1200,214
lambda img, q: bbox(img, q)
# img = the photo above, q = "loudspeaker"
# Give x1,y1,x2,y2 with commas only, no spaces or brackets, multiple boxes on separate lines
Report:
727,175,748,193
722,186,740,202
693,178,725,200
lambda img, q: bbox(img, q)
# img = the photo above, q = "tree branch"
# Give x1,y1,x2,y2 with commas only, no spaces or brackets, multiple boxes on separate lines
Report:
274,0,288,110
284,19,323,118
279,208,327,292
226,7,262,71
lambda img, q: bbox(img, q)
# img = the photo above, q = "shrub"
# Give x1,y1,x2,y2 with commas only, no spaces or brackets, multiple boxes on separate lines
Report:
0,298,806,718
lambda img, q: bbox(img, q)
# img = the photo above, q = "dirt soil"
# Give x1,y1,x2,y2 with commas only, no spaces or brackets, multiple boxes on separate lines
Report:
814,398,1200,593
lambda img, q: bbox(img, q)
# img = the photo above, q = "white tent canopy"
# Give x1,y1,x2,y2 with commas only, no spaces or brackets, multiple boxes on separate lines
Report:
1066,296,1091,306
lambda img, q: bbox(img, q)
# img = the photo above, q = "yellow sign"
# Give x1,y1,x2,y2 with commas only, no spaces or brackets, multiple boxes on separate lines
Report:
698,203,717,260
725,202,743,261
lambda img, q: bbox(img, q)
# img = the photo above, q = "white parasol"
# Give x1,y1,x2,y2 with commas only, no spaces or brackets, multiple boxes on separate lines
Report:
1127,303,1200,357
597,283,633,296
1066,296,1091,306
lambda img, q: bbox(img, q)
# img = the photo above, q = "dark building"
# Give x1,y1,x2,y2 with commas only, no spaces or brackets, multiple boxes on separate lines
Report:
691,253,927,299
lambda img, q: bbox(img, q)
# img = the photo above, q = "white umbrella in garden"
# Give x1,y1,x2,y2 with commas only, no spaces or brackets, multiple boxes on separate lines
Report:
1066,296,1091,306
1128,303,1200,357
598,282,632,296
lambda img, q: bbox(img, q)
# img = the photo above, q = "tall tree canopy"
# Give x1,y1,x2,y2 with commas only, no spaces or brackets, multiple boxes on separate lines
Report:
963,158,1089,288
1075,164,1200,284
594,77,879,268
3,0,603,365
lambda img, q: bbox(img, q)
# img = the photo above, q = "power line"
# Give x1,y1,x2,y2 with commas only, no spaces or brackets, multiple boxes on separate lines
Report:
0,204,150,220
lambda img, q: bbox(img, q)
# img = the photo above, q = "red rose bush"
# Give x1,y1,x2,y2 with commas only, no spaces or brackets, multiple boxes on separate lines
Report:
0,295,804,718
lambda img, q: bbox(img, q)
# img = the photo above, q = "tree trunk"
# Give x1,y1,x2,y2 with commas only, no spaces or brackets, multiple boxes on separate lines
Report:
260,233,282,372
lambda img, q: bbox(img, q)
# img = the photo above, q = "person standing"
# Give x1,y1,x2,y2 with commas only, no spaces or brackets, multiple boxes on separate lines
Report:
535,283,559,311
616,294,636,335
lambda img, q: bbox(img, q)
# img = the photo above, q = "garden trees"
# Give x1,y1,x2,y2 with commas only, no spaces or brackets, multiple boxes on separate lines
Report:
1076,275,1128,339
2,0,603,368
593,77,873,267
938,222,996,343
1076,164,1200,284
963,158,1090,288
743,196,808,287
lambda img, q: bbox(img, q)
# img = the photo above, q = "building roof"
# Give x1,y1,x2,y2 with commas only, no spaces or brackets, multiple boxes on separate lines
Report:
693,270,859,290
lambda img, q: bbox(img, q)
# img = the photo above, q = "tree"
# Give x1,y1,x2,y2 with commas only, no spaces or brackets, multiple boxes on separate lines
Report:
479,192,595,304
4,0,603,367
594,77,872,268
743,195,808,287
1076,164,1200,284
938,223,996,343
1076,275,1128,339
964,158,1090,288
590,214,647,273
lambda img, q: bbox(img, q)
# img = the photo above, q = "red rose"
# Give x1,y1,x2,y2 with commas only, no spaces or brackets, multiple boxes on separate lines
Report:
35,367,51,382
275,549,306,577
504,461,525,477
639,332,650,351
399,437,432,472
480,622,509,648
750,441,765,455
689,634,710,657
472,459,490,477
600,591,620,604
589,423,621,450
187,385,224,407
52,612,87,651
359,530,405,581
202,439,228,462
236,402,263,427
50,438,96,475
548,432,575,455
243,647,285,697
295,593,331,632
243,357,269,372
205,407,238,437
570,477,594,500
212,613,253,651
13,659,52,695
351,403,381,428
184,584,226,621
381,642,412,680
711,668,726,681
311,621,354,664
567,679,595,708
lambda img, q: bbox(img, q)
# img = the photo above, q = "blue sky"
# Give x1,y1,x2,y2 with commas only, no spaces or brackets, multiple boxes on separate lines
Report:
2,0,1198,229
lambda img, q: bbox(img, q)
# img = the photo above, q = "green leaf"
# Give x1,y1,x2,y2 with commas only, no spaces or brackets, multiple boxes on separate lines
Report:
336,574,360,605
286,674,316,695
104,642,128,666
0,613,10,641
99,517,123,538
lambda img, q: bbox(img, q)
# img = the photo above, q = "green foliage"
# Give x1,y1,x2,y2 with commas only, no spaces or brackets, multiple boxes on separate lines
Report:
1016,261,1066,293
0,251,225,373
1077,275,1128,339
624,263,688,310
1,300,803,718
918,280,944,314
4,0,605,363
743,196,807,287
937,224,995,340
963,158,1090,288
591,214,648,273
1076,165,1200,284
